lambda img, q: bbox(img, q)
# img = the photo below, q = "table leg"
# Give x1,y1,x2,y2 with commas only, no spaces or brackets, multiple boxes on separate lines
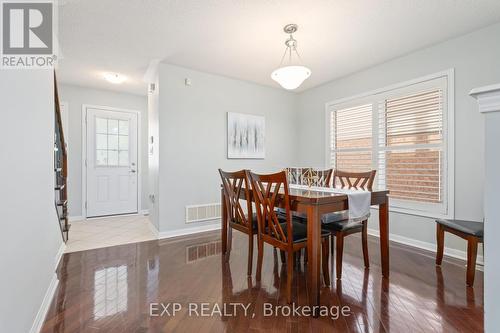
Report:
307,205,321,313
379,197,390,277
221,188,228,255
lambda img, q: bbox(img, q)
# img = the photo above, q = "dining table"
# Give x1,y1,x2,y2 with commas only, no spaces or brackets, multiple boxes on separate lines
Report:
220,184,390,311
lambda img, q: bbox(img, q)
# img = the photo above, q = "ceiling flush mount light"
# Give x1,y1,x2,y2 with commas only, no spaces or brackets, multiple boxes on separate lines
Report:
103,72,127,84
271,24,311,90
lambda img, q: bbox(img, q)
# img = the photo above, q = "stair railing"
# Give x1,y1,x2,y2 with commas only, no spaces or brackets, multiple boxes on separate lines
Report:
54,72,69,241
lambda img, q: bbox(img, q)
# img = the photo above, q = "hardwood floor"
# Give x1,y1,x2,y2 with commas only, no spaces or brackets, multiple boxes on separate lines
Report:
41,231,483,332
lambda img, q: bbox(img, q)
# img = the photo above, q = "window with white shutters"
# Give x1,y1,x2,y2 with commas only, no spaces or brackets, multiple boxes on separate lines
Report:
328,72,453,217
330,103,373,172
379,89,443,203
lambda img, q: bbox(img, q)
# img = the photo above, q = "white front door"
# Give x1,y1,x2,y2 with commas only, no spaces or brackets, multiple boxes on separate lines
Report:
86,107,138,217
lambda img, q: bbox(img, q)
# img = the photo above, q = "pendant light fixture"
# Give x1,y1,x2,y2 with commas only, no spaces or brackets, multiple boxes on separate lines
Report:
271,24,311,90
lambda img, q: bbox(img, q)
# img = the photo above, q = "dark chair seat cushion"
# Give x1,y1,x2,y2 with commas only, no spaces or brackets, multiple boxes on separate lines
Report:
233,212,287,231
322,219,363,232
282,220,331,243
266,219,330,243
276,208,349,223
249,213,259,229
277,208,359,233
321,211,349,224
275,208,307,222
321,210,363,232
231,213,258,230
277,208,350,224
436,219,484,238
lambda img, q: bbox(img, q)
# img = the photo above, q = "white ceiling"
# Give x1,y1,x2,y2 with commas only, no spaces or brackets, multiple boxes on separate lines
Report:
57,0,500,95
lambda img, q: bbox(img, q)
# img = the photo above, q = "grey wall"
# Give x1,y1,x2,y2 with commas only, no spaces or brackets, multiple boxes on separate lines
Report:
58,84,148,217
0,70,63,332
296,23,500,252
156,63,298,232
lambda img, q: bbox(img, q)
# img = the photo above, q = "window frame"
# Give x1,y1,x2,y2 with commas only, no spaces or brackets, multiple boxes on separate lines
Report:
324,70,455,219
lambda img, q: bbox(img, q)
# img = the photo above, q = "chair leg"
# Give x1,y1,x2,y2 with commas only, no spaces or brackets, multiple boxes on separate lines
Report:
247,233,254,276
286,251,294,303
226,227,233,261
436,223,445,266
466,237,478,287
322,239,330,286
256,239,264,282
336,233,344,280
362,221,369,268
330,234,334,255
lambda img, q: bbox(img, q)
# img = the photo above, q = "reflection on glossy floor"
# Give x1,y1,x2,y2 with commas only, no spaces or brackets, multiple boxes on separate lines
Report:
42,230,483,332
65,215,156,253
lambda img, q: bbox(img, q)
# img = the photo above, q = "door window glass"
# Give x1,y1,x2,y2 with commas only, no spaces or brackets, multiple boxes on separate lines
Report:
95,117,130,167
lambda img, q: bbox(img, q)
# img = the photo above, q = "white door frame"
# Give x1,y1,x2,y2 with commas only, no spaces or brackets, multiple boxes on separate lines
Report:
81,104,142,219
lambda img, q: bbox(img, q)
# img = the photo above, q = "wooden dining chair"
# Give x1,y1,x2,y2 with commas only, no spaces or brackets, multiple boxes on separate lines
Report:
285,167,333,187
249,170,331,303
279,168,333,221
306,168,333,187
219,169,257,276
282,168,333,264
435,219,484,286
322,169,376,279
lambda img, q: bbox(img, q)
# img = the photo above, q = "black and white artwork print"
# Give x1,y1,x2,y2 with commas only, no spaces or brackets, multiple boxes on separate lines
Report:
227,112,265,159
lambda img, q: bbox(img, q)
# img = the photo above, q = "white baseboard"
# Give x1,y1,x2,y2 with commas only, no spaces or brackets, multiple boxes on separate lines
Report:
158,223,221,240
367,228,484,269
29,241,67,332
68,215,84,222
140,209,150,215
29,273,59,333
54,242,66,270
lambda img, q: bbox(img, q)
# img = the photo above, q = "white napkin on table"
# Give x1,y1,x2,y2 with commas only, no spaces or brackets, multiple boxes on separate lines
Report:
288,184,371,222
329,188,371,222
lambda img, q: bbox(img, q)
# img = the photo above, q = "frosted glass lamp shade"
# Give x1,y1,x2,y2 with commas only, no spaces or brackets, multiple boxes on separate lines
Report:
271,65,311,90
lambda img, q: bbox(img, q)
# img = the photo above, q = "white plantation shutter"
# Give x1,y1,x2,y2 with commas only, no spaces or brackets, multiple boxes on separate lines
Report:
330,103,373,172
328,74,452,217
379,148,442,202
378,89,444,204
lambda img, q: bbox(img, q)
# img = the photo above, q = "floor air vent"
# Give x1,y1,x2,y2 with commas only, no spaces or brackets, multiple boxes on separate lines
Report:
185,203,221,223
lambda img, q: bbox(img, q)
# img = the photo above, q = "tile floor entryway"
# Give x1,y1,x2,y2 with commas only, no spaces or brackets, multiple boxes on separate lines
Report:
65,214,157,253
